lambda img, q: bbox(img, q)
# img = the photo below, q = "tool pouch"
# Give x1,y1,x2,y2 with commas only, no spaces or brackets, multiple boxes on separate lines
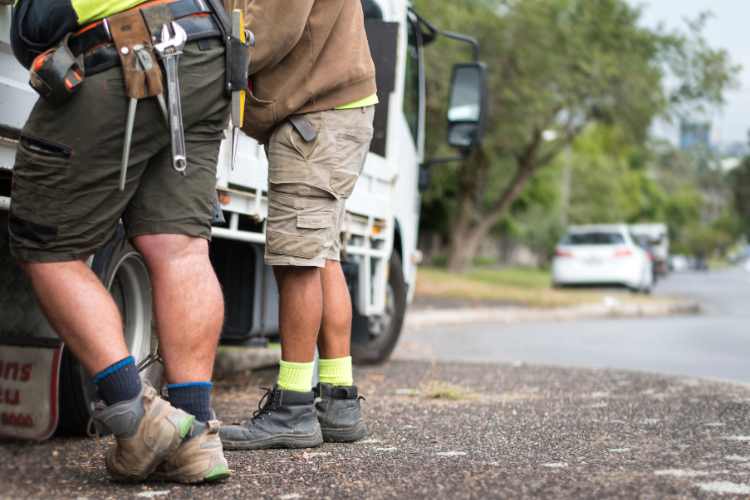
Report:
225,35,253,97
202,0,253,97
108,10,164,99
28,33,84,106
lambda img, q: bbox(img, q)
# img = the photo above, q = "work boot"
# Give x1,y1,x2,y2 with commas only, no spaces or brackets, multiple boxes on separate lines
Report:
314,383,367,442
93,380,194,483
151,414,231,484
219,386,323,450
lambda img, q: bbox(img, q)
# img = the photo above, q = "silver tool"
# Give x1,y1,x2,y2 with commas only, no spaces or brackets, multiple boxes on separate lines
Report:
133,44,169,126
153,22,188,174
120,92,138,191
120,50,147,192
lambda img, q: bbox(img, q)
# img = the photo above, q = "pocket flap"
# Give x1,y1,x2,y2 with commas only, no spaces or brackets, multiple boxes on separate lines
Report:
297,213,332,229
12,174,65,199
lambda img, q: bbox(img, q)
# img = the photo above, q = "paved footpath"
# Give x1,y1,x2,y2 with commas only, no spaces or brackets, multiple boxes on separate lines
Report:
4,360,750,499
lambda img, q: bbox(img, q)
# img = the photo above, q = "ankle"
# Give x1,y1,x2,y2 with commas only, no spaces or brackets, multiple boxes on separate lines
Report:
94,356,140,405
318,356,353,387
278,360,314,392
166,382,213,422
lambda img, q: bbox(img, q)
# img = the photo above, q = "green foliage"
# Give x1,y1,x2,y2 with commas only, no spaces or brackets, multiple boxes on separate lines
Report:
414,0,740,272
685,225,733,258
729,154,750,233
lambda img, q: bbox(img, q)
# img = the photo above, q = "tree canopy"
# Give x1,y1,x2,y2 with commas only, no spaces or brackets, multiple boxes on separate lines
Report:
415,0,740,272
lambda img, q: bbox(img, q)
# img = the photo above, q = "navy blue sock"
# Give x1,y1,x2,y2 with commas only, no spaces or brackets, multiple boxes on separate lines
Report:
166,382,212,422
93,356,141,406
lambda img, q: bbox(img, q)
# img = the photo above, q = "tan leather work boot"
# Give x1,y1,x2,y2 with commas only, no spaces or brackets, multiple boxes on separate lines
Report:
93,380,195,483
151,419,231,483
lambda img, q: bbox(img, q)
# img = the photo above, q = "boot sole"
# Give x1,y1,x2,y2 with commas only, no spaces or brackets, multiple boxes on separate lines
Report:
221,428,323,450
150,453,231,484
321,421,367,443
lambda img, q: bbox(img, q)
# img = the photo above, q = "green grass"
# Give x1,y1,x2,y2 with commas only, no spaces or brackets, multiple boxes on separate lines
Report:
415,266,672,308
464,266,553,288
421,381,477,400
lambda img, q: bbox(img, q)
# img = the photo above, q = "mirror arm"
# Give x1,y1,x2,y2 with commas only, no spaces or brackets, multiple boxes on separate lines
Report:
437,32,480,62
421,154,467,168
408,6,480,61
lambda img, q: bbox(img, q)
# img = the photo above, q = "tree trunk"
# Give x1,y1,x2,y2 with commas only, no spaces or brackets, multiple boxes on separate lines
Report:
445,221,487,273
443,133,561,274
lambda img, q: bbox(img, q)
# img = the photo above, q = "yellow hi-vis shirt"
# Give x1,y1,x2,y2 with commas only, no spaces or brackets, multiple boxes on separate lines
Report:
335,93,379,110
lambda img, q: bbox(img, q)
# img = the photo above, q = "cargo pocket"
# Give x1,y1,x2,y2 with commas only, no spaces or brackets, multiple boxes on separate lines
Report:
266,231,324,259
330,133,371,197
296,212,331,230
9,175,65,245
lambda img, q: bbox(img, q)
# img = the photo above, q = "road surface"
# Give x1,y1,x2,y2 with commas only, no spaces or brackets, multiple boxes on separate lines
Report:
396,266,750,383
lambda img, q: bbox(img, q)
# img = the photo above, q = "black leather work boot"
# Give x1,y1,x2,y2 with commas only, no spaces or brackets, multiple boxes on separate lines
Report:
219,386,323,450
314,383,367,442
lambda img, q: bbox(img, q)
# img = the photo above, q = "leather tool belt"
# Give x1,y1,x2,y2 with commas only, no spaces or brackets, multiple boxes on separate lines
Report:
69,0,222,77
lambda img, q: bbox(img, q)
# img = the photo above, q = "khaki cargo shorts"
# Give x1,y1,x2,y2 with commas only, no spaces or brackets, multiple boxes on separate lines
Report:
264,106,374,268
8,40,230,263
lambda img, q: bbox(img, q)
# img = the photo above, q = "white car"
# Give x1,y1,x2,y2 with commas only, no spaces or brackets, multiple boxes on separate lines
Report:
552,224,654,293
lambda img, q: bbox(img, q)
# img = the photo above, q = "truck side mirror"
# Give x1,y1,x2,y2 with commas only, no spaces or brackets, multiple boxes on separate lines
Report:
447,62,488,148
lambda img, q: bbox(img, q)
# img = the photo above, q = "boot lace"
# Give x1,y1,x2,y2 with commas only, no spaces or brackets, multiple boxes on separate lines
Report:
250,387,279,425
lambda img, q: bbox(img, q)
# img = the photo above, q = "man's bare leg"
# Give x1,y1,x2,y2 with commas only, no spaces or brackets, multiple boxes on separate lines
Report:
17,259,129,375
132,234,224,383
273,266,323,363
317,260,352,359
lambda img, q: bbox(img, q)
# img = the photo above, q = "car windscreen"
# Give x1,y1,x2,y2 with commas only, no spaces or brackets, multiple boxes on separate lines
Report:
560,232,625,245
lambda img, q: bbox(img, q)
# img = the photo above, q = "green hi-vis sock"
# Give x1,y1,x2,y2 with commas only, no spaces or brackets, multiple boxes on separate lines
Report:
277,360,315,392
318,356,353,387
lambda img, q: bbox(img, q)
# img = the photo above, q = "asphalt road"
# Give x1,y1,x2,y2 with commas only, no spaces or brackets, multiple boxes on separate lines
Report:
396,266,750,383
5,267,750,499
6,361,750,499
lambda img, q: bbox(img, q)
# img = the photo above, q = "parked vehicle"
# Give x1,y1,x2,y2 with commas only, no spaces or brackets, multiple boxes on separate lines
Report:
0,0,488,439
630,223,669,276
632,236,658,283
668,254,690,272
552,224,654,293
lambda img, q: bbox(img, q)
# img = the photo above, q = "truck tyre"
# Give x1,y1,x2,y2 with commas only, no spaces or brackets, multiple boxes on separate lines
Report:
56,227,161,435
351,252,407,365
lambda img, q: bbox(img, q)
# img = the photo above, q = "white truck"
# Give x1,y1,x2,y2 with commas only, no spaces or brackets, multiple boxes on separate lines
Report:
0,0,487,439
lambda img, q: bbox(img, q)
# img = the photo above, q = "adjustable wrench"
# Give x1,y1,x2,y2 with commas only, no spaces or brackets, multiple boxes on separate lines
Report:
154,23,188,173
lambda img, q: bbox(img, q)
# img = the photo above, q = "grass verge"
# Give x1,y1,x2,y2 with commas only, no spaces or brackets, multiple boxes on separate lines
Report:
414,266,672,308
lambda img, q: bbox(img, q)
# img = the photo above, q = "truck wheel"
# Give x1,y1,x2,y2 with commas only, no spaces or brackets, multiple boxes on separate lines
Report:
351,252,407,365
56,227,161,435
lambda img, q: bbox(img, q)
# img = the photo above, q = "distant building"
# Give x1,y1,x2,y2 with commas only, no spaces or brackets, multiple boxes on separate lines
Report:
679,121,711,150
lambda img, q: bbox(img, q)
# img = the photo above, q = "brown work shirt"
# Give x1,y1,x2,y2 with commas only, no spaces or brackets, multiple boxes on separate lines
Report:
222,0,377,144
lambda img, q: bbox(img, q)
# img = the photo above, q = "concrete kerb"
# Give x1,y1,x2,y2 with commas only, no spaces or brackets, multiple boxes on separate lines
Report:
403,298,707,330
213,346,282,379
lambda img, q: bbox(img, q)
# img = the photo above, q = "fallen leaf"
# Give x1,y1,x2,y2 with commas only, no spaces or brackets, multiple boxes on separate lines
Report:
291,452,312,461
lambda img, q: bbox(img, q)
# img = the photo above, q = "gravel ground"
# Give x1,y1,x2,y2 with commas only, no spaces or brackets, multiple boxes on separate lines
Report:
4,360,750,499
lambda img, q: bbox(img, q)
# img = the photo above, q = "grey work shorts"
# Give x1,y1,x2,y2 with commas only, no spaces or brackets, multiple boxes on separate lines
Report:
263,106,375,268
8,40,230,263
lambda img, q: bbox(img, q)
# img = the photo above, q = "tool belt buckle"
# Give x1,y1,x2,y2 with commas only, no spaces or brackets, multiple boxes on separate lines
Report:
29,33,84,105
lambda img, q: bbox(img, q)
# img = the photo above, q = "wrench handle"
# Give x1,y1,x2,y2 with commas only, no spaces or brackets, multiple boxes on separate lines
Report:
164,56,187,172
